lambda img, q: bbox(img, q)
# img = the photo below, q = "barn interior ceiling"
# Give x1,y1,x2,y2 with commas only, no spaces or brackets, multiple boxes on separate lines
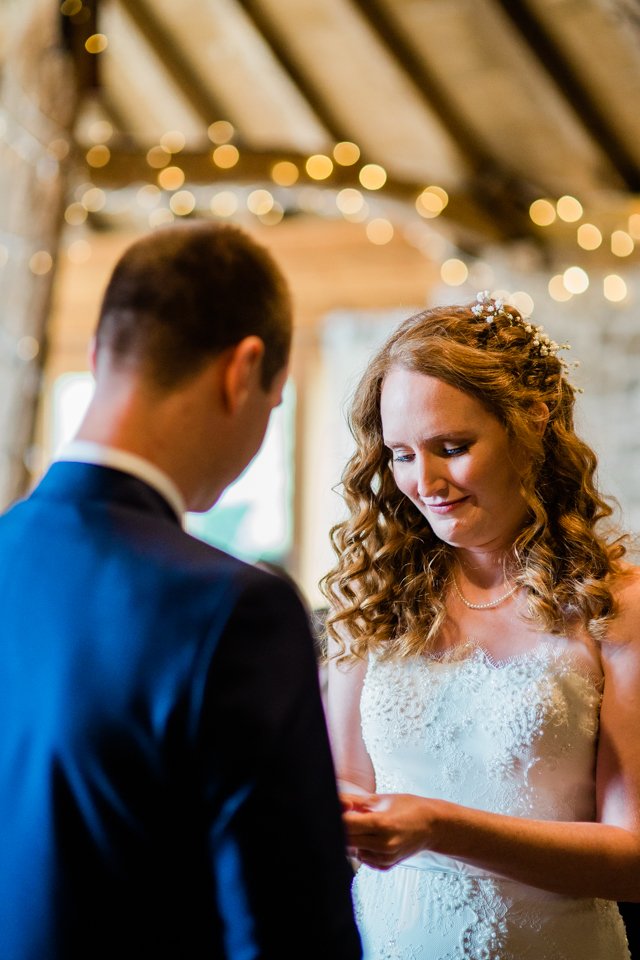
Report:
5,0,640,270
1,0,640,519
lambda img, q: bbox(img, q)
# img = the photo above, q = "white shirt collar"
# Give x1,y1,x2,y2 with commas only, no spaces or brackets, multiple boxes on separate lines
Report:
56,441,186,522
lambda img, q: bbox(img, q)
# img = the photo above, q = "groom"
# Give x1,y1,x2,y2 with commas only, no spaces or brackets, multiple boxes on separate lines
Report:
0,222,361,959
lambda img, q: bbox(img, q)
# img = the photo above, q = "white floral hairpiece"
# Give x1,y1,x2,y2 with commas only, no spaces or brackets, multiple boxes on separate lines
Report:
470,290,582,392
471,290,509,322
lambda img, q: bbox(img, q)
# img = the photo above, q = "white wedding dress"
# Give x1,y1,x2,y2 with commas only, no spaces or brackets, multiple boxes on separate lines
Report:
353,641,630,959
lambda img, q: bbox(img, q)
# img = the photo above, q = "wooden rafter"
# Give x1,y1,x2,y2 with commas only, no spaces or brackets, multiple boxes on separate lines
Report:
494,0,640,191
232,0,352,147
115,0,229,128
348,0,542,242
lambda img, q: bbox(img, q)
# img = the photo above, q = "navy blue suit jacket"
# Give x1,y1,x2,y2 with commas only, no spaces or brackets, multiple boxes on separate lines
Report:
0,462,361,959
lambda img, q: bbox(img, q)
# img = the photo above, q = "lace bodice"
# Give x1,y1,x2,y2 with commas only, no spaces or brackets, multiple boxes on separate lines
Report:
353,641,629,959
361,640,602,825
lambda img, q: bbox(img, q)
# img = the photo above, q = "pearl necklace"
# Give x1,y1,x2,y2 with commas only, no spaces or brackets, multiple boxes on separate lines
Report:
452,576,518,610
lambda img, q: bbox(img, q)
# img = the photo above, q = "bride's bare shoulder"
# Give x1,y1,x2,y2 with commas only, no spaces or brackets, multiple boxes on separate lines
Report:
612,561,640,597
604,563,640,651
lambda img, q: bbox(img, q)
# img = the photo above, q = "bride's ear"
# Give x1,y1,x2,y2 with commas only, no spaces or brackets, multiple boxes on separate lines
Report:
530,401,550,437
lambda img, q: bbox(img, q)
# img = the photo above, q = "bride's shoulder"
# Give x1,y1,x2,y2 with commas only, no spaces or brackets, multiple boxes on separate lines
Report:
604,562,640,652
611,561,640,599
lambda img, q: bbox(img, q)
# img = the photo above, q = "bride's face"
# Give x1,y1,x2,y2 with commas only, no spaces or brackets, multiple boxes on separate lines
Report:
380,367,530,553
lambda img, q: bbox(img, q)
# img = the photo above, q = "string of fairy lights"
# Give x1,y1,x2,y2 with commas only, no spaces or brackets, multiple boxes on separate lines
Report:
1,17,640,324
54,118,640,314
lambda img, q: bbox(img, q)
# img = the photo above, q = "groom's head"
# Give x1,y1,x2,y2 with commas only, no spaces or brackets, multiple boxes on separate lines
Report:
86,220,292,511
95,220,292,392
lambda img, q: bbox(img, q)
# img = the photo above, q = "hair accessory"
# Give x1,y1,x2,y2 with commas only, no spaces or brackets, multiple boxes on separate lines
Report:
471,290,510,323
470,290,582,392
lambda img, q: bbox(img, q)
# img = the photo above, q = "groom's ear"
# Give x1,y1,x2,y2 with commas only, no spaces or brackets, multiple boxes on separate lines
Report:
220,336,265,415
88,336,97,374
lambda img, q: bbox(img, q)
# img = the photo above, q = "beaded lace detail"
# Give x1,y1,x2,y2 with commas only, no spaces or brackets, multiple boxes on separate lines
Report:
353,640,629,960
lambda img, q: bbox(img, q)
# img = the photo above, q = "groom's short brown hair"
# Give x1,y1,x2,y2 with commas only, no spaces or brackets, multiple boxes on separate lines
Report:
96,221,292,389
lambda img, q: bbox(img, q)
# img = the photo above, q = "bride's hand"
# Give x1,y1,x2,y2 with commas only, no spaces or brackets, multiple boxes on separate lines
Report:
339,791,377,812
342,793,445,869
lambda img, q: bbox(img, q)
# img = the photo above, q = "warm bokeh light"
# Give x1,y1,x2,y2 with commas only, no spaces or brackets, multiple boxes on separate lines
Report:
428,184,449,206
611,230,634,257
628,213,640,240
207,120,234,144
48,138,70,160
258,203,284,226
29,251,53,276
563,266,589,294
85,144,110,168
492,288,512,305
529,199,556,226
359,163,387,190
603,274,627,302
509,291,534,317
60,0,83,15
212,144,240,169
81,187,106,212
210,191,239,217
336,188,364,215
136,184,161,209
333,141,360,165
556,195,583,222
146,146,171,169
271,161,299,186
346,207,369,223
366,218,394,244
548,274,573,302
64,202,88,226
157,166,185,190
305,154,333,180
16,335,40,361
440,258,468,286
160,130,186,154
415,185,448,218
247,189,274,215
88,120,113,143
85,34,108,54
576,223,602,250
169,190,196,216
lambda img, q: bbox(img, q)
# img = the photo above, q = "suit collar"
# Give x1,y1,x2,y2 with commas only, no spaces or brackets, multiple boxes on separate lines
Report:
32,461,182,526
57,442,185,522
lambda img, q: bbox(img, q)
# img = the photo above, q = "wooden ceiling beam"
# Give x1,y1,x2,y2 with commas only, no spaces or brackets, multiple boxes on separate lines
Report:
493,0,640,191
348,0,542,243
115,0,229,127
87,144,506,245
59,0,99,90
231,0,353,147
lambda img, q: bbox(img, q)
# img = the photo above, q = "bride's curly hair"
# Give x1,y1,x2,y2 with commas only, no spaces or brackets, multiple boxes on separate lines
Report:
321,301,627,662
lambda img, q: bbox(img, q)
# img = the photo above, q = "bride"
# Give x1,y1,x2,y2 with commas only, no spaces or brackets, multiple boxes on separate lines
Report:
323,293,640,959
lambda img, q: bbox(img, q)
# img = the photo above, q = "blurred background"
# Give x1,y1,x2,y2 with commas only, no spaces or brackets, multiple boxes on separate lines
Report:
1,0,640,607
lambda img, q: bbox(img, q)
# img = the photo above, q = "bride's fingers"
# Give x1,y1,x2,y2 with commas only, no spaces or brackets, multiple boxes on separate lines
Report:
354,847,398,870
340,792,378,812
342,811,385,837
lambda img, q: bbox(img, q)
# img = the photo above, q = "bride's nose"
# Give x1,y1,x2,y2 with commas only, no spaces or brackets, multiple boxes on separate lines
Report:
416,454,447,499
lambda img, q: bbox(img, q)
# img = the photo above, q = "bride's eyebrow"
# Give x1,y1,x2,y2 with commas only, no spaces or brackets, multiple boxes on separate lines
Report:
383,431,471,447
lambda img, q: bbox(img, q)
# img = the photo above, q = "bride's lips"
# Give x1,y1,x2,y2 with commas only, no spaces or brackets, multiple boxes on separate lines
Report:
423,496,470,515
